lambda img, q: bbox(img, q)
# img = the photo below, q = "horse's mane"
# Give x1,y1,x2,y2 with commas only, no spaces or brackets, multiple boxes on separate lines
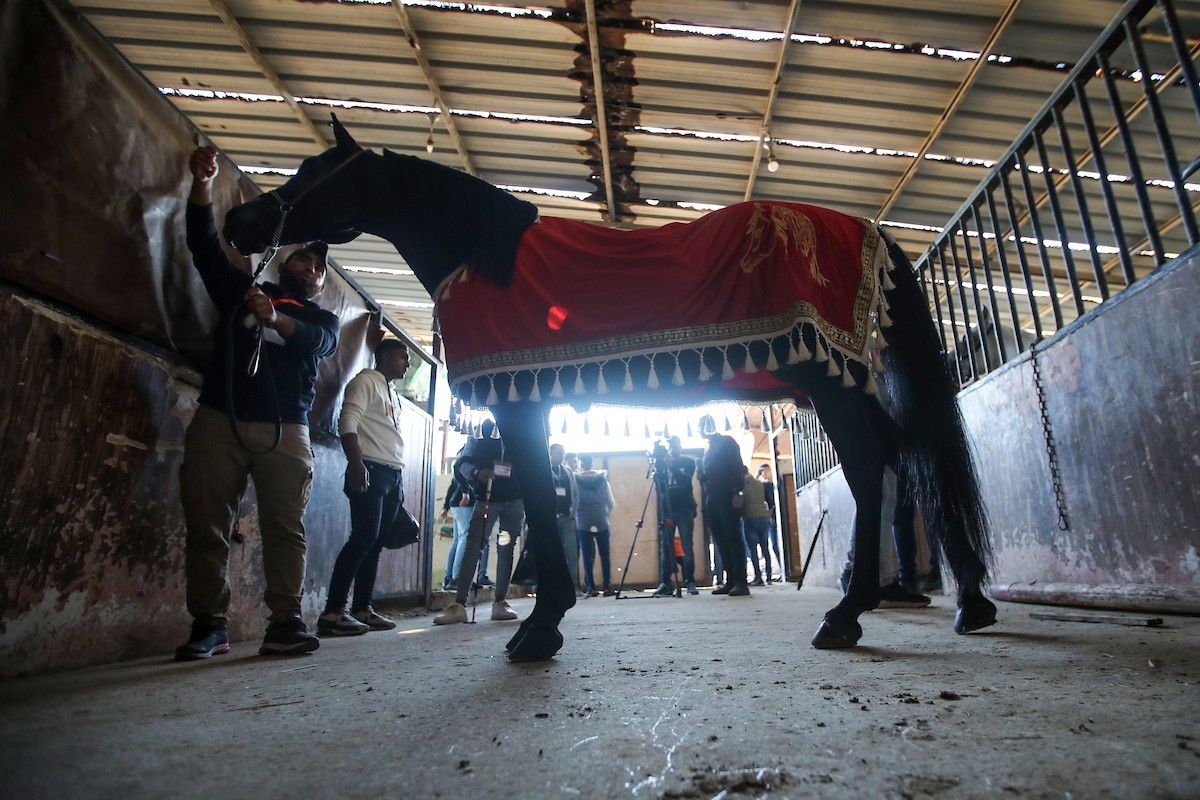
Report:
379,151,539,290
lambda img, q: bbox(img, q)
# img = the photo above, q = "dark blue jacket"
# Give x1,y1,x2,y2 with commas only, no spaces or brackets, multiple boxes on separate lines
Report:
186,203,339,424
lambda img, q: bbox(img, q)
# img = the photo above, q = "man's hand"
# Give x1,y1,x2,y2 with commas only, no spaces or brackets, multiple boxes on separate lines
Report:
189,146,219,205
244,287,278,325
476,467,495,482
190,146,218,182
732,494,744,510
345,459,369,493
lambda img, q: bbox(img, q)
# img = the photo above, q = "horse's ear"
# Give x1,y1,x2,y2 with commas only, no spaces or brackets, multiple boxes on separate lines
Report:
330,113,361,152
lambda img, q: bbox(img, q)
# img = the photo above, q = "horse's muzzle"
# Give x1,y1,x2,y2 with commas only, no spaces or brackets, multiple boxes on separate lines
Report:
222,204,268,255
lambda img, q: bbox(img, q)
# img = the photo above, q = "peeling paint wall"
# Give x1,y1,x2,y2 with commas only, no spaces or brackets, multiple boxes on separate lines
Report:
791,252,1200,610
0,289,432,678
0,1,433,676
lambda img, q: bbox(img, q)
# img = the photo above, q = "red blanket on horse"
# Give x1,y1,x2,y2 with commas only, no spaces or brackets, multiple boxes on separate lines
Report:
437,201,888,404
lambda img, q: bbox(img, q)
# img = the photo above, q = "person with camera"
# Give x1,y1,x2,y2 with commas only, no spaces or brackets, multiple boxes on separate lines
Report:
435,420,525,624
697,415,751,597
316,337,411,637
175,146,340,661
652,436,699,596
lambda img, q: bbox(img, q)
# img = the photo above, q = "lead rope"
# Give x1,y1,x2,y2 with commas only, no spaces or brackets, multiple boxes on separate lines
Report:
224,192,292,454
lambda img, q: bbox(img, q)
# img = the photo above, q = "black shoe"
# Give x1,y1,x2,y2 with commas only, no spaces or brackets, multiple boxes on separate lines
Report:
317,611,369,636
477,577,495,587
877,580,932,609
711,584,732,595
652,582,674,598
727,583,751,597
259,616,320,655
175,622,230,661
750,578,765,587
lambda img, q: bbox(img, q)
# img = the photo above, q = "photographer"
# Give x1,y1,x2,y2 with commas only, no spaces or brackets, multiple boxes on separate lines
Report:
175,146,339,660
652,436,699,596
434,420,524,624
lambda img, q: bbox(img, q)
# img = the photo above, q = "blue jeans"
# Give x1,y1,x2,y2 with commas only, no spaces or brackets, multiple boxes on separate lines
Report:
579,528,611,593
325,462,402,613
455,498,523,603
444,505,472,586
658,509,697,585
742,516,772,581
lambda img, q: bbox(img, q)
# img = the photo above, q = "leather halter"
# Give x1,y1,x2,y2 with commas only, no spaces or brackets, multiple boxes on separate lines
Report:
250,147,367,281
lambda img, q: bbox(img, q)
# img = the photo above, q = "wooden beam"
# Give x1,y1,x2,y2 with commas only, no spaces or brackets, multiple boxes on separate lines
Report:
206,0,327,149
743,0,803,202
390,0,476,175
874,0,1025,222
584,0,617,223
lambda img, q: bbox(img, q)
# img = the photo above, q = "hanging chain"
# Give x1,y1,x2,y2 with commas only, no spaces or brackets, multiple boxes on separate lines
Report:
1030,342,1069,531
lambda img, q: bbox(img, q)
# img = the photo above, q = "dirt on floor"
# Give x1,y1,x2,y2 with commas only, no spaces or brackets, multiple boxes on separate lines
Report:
1,584,1197,799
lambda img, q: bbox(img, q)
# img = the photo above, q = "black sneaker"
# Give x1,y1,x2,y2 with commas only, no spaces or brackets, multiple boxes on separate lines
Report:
652,583,674,597
259,616,320,655
877,580,932,609
175,622,230,661
317,611,369,636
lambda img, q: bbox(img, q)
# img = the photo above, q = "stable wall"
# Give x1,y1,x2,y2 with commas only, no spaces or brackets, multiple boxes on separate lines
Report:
0,0,433,676
794,250,1200,611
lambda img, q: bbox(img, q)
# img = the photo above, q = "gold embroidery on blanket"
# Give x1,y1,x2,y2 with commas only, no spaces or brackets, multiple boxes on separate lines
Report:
740,204,830,287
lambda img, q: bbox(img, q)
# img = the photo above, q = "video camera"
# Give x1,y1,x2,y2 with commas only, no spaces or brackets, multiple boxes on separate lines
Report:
646,438,671,478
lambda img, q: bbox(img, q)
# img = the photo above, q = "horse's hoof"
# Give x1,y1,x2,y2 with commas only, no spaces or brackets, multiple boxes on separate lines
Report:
505,618,533,652
811,617,862,649
954,596,998,634
506,625,563,662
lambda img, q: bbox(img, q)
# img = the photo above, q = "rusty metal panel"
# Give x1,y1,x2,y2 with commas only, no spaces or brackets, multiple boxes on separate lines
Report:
791,250,1200,606
0,287,433,676
960,249,1200,589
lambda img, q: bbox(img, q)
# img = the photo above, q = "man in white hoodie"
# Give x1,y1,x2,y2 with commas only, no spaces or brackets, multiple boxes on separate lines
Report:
317,338,410,636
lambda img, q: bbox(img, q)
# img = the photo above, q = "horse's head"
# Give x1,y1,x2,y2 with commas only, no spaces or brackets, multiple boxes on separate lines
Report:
223,115,370,256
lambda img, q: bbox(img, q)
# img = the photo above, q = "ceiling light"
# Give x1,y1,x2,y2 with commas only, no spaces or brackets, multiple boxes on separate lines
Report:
761,129,779,173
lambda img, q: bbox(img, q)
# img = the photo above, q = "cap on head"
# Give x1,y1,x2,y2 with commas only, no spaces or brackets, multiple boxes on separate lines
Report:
290,241,329,269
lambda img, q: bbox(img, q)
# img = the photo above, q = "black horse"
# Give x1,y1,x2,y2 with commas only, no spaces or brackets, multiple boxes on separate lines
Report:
223,116,996,661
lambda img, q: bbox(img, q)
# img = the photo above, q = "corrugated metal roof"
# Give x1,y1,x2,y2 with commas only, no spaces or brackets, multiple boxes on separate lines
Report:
71,0,1200,349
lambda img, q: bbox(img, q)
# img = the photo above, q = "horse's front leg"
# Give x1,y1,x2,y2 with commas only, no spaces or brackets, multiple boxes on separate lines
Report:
491,402,575,661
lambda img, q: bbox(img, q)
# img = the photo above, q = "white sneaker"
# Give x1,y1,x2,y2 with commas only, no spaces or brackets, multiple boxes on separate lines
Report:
491,600,518,621
433,602,468,625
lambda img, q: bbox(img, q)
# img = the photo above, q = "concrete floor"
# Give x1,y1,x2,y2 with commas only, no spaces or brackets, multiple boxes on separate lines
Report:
2,585,1197,800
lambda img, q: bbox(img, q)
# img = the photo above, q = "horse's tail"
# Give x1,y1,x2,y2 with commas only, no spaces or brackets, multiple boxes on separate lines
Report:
876,231,991,597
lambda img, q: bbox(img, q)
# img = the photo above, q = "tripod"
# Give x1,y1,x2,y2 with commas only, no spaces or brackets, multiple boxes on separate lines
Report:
614,454,688,599
614,468,659,600
614,453,679,599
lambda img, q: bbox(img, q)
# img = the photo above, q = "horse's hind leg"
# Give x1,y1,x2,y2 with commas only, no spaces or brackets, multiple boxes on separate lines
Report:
490,402,575,661
783,366,894,649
